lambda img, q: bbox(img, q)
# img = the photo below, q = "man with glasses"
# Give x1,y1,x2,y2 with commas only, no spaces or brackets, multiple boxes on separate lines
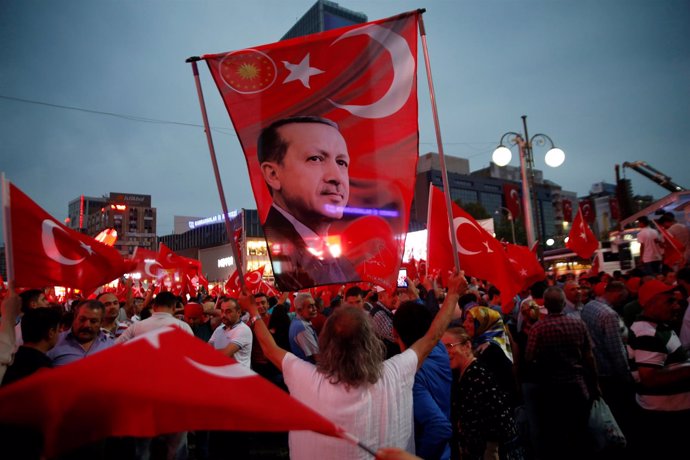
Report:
288,293,320,363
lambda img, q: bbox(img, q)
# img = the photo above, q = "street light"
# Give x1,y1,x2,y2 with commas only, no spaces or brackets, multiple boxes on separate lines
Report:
492,115,565,255
495,206,516,244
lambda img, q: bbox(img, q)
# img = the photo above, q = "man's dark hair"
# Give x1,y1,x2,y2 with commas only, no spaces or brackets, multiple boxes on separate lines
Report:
21,307,61,343
677,267,690,284
543,286,566,314
659,212,676,224
605,281,627,294
153,292,178,309
392,301,432,348
459,292,478,309
638,216,650,226
488,285,501,299
257,116,339,164
529,280,548,299
254,292,268,302
19,289,44,314
344,286,363,298
73,299,105,314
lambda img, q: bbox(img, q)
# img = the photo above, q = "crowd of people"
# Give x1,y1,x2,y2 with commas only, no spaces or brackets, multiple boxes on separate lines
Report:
1,246,690,459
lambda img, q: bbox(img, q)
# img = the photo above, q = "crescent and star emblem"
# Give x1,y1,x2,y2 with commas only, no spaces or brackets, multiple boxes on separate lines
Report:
144,260,163,278
451,217,486,256
41,219,90,266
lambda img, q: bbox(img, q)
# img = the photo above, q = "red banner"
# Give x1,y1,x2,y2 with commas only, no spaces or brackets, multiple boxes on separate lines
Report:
204,11,420,292
427,186,521,311
609,196,620,220
4,181,136,292
502,183,522,221
0,327,343,457
566,206,599,259
562,199,573,223
504,243,546,292
580,198,595,224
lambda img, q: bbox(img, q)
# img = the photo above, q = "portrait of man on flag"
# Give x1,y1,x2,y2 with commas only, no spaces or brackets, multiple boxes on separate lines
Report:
203,11,421,291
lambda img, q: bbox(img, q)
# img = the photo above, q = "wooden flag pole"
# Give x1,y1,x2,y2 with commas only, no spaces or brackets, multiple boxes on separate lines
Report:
418,13,461,272
186,57,246,290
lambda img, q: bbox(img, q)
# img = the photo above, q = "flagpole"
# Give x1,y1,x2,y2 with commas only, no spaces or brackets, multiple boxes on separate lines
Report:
338,430,377,458
186,57,246,290
1,174,13,283
418,13,461,272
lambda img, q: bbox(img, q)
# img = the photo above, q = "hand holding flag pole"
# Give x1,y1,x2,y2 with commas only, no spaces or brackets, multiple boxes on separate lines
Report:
186,57,246,291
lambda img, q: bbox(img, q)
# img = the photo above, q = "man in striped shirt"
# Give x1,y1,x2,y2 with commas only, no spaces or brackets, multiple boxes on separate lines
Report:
628,279,690,458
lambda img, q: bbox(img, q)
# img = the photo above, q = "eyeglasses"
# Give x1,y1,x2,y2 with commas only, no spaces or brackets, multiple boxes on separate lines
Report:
443,341,466,350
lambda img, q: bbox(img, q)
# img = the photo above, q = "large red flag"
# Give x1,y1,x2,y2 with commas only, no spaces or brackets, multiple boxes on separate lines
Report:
3,182,136,292
503,183,522,221
504,243,546,291
427,186,521,309
0,327,344,457
203,11,420,291
566,206,599,259
654,220,685,268
130,247,164,280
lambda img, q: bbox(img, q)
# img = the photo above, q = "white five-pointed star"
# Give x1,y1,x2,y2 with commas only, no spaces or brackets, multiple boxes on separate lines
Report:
482,241,493,253
80,241,94,255
282,54,324,88
519,268,528,277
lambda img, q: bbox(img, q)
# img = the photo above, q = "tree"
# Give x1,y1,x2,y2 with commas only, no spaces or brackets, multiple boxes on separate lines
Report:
455,200,490,220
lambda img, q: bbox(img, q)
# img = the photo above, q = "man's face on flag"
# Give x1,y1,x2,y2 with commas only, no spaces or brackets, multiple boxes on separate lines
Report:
262,122,350,227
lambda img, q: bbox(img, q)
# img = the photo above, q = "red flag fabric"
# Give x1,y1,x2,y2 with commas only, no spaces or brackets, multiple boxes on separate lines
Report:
225,270,240,296
245,266,266,293
427,185,521,309
609,197,620,220
503,183,522,221
580,198,595,224
504,243,546,291
589,254,601,276
203,11,420,291
566,206,599,259
654,221,685,268
4,182,136,292
0,327,343,457
562,199,573,223
130,247,163,280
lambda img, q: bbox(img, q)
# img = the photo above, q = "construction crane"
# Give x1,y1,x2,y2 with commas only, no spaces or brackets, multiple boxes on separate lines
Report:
622,161,687,193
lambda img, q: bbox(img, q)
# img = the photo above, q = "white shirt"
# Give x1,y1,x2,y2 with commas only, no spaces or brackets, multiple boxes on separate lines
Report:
209,321,253,368
637,226,662,263
282,348,418,460
115,311,193,344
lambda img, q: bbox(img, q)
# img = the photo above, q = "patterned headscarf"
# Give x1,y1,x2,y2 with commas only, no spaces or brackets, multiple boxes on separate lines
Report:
465,306,513,362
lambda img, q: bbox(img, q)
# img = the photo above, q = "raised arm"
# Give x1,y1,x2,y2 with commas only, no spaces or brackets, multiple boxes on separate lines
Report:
410,271,467,369
239,290,287,371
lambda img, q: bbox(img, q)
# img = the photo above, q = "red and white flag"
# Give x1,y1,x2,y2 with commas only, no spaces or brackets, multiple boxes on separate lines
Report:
562,199,573,223
580,198,595,224
0,327,344,457
566,205,599,259
427,186,522,310
503,183,522,221
203,11,420,291
2,180,136,292
504,243,546,292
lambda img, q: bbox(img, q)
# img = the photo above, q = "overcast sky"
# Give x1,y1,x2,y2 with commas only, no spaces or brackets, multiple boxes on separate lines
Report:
2,0,688,240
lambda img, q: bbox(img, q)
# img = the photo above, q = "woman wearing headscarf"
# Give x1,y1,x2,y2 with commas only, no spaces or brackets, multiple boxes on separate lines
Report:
463,306,519,407
442,327,524,460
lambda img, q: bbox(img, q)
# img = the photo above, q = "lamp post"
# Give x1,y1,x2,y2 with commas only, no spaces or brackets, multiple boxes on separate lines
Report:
496,206,516,244
492,115,565,259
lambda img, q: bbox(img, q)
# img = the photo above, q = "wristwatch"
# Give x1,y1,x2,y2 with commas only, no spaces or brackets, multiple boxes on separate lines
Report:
249,314,262,326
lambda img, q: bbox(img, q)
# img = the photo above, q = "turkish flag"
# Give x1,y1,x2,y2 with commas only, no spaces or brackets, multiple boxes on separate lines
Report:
609,197,620,220
562,199,573,223
0,327,344,457
654,221,685,267
504,243,546,292
259,279,280,298
245,266,266,293
158,243,202,277
225,269,240,296
566,206,599,259
203,11,420,291
130,247,163,280
589,254,601,276
4,182,136,292
503,183,522,221
427,186,521,310
580,198,595,224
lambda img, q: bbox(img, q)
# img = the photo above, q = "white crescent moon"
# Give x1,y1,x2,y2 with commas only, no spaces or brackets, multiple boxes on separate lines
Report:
144,260,163,278
185,357,256,379
41,219,85,266
328,24,414,119
245,271,262,284
451,217,482,256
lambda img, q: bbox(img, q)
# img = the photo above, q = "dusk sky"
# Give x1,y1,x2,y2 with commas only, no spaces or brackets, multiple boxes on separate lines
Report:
2,0,688,239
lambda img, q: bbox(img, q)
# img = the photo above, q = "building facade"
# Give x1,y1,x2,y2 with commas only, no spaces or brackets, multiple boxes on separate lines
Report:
281,0,367,40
